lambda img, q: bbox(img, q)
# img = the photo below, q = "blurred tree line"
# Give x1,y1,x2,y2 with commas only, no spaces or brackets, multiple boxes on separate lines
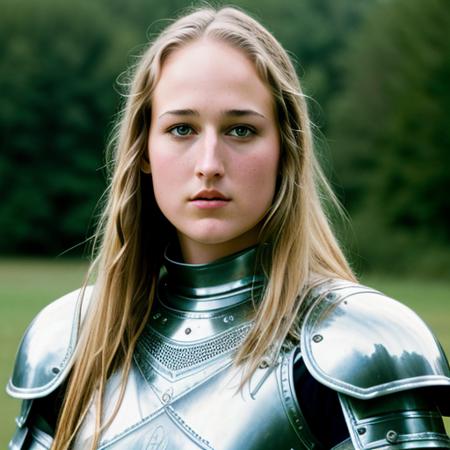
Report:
0,0,448,276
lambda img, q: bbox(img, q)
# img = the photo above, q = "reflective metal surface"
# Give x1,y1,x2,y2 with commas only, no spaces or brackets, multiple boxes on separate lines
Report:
74,351,320,450
73,248,320,449
301,281,450,399
161,245,266,312
7,286,93,399
7,249,450,449
8,426,28,450
339,391,450,449
8,424,53,450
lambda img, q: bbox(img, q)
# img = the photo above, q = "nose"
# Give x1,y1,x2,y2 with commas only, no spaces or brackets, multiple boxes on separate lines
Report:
194,130,225,179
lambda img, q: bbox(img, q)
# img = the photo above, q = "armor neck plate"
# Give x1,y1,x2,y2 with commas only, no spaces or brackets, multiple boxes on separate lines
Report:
135,246,267,382
160,244,266,312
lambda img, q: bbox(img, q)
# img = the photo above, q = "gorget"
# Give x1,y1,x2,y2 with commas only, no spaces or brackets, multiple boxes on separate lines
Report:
73,246,320,450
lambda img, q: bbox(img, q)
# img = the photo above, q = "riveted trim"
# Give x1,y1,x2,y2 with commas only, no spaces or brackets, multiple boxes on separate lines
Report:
7,286,94,399
278,349,322,450
301,282,450,400
338,394,450,449
97,407,166,449
166,405,214,450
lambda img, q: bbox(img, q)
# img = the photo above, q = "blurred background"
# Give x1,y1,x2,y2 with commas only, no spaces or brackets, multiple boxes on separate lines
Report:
1,0,449,444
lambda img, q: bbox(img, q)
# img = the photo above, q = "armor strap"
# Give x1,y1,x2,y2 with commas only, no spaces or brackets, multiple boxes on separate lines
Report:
338,391,450,449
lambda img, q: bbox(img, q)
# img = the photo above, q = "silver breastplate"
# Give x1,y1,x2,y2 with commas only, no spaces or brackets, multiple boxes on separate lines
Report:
9,248,450,449
74,246,320,450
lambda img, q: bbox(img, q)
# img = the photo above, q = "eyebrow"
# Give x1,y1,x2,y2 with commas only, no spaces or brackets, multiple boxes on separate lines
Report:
158,109,266,119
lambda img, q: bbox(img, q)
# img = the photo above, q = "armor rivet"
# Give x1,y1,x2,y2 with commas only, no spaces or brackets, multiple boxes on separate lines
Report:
161,317,168,324
52,367,60,374
153,312,161,320
185,327,192,335
326,292,336,300
386,430,398,443
162,391,172,403
312,334,323,343
223,315,234,324
357,427,366,435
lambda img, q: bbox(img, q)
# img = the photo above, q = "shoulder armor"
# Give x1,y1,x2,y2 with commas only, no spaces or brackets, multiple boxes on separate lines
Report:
6,286,94,400
301,280,450,399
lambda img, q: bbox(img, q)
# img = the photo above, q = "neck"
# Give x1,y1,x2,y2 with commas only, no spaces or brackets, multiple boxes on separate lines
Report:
176,228,261,264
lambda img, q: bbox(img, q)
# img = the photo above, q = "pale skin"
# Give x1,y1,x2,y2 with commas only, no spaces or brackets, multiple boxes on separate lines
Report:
147,38,280,264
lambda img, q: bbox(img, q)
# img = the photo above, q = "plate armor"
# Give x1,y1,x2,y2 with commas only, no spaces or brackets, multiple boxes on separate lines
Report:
7,247,450,449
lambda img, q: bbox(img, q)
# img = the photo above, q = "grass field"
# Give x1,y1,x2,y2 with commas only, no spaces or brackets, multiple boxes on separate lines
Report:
1,259,449,447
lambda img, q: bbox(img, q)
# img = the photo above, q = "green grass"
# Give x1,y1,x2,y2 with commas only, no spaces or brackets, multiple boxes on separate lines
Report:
0,258,88,448
0,260,448,447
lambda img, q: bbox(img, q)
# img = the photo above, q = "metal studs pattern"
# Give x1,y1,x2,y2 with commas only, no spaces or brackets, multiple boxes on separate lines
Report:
312,334,323,343
136,323,252,373
166,406,213,449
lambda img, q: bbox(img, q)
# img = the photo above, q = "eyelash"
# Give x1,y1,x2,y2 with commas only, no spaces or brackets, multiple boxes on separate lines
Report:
168,124,194,137
167,124,256,138
228,125,255,138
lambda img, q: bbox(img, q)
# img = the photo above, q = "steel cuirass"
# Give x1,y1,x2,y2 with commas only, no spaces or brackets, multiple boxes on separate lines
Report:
73,246,320,449
7,246,450,449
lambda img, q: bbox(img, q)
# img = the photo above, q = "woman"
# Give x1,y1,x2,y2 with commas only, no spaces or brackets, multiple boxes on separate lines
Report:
7,6,450,450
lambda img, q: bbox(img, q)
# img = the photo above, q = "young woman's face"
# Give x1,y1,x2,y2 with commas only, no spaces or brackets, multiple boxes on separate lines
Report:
148,39,280,263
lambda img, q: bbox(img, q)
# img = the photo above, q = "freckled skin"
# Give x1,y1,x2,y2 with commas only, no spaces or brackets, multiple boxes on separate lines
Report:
148,39,280,264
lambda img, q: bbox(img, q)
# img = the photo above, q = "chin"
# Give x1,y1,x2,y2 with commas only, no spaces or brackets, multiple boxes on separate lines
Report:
185,225,259,247
188,232,239,246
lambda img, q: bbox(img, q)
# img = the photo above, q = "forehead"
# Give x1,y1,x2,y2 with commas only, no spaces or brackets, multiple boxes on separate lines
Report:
152,38,274,115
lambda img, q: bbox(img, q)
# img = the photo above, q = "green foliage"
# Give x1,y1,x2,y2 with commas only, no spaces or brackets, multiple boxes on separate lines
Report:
0,0,371,256
0,0,138,254
0,0,448,275
235,0,371,126
330,0,450,260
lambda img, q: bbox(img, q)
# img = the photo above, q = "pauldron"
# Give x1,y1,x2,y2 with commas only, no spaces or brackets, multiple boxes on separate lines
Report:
6,249,450,449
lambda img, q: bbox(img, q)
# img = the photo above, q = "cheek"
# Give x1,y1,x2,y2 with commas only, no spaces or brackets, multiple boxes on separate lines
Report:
149,149,177,211
149,135,180,185
238,151,279,203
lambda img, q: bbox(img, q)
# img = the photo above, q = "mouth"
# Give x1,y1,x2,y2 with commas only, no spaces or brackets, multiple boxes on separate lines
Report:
190,190,230,201
190,190,230,209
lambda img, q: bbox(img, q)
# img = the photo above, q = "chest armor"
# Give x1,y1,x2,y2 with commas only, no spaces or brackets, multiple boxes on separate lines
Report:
9,246,450,449
74,247,321,450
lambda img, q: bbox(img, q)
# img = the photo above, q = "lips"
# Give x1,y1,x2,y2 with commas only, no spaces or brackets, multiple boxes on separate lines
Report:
191,190,230,201
190,189,230,209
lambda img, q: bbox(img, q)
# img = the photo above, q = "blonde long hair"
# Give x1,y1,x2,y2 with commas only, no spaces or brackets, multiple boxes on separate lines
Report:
52,6,355,449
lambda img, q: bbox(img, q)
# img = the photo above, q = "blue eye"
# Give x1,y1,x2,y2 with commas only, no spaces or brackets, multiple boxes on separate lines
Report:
229,126,254,138
169,125,193,137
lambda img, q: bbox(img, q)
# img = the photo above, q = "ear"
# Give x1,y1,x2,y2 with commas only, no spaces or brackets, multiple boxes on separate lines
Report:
141,154,151,174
